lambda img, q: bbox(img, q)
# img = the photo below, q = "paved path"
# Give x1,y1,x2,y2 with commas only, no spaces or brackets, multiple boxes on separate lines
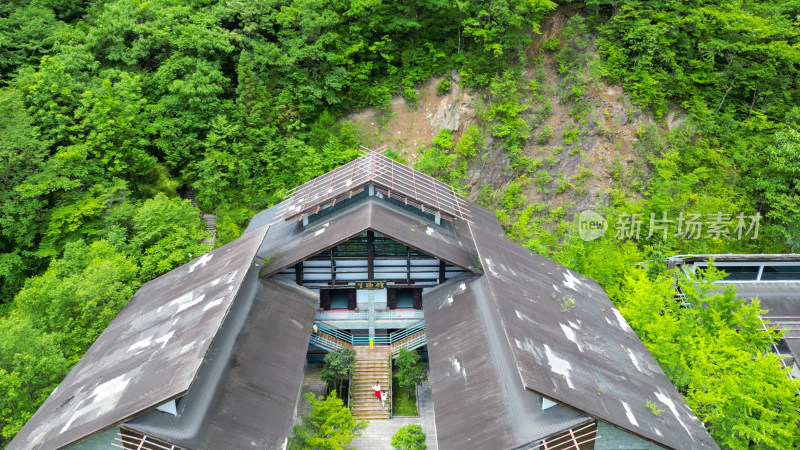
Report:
349,379,437,449
295,364,328,420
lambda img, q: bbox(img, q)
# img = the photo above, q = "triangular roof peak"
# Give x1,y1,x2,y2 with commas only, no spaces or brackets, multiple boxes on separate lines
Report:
277,149,473,224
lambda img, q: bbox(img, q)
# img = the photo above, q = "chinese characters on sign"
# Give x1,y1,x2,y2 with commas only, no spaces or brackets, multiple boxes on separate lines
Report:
356,281,386,289
614,212,760,240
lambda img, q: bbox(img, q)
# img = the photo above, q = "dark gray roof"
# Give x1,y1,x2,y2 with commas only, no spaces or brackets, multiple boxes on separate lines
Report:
8,226,269,450
252,197,481,275
424,276,592,449
467,223,718,450
728,282,800,358
125,278,317,449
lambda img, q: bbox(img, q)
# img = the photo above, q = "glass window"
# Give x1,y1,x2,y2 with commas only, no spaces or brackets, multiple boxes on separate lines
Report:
330,290,349,309
761,265,800,281
396,289,414,308
715,265,759,281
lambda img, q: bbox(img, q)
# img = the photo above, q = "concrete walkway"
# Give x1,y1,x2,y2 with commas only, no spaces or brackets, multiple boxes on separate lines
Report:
349,379,437,449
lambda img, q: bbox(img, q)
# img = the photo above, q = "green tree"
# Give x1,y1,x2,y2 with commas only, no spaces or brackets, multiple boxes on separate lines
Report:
456,124,483,159
288,391,367,450
320,347,356,396
395,348,427,400
0,88,50,299
13,240,139,364
0,317,69,446
0,3,66,85
69,72,157,182
130,194,210,279
391,424,426,450
737,128,800,248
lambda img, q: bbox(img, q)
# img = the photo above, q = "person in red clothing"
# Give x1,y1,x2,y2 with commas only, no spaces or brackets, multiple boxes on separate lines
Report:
372,381,381,401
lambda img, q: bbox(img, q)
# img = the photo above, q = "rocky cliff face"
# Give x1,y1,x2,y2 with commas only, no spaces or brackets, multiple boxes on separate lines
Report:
343,9,681,228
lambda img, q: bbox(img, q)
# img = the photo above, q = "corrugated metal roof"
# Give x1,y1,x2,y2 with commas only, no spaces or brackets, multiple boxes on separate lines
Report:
124,278,317,449
424,276,592,450
7,226,269,450
280,151,472,223
468,223,719,450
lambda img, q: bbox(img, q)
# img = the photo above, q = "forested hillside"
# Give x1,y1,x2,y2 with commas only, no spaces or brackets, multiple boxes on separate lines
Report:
1,0,799,447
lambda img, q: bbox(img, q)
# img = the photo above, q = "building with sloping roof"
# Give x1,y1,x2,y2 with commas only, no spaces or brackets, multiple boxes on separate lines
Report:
668,254,800,379
10,151,718,450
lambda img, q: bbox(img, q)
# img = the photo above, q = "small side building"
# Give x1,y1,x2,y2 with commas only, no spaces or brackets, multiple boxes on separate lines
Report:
669,254,800,378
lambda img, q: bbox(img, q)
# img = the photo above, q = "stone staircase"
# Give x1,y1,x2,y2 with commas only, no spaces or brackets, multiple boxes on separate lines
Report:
181,188,216,246
350,346,392,420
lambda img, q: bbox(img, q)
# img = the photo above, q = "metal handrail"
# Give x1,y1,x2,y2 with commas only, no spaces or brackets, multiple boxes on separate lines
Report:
313,320,426,347
390,320,425,341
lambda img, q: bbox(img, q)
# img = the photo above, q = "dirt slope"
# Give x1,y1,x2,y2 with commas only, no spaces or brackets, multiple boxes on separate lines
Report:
342,8,680,223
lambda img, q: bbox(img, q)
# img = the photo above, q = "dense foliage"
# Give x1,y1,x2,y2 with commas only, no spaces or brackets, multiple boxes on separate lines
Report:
1,0,798,447
592,0,800,247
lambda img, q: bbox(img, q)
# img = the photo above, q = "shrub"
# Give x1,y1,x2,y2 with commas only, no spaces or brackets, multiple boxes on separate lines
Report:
436,78,451,95
456,124,483,159
562,128,579,145
537,124,553,144
392,424,426,450
533,170,552,190
541,37,560,52
431,129,454,150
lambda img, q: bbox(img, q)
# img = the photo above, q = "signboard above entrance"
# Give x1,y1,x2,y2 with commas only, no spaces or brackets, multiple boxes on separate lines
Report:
356,281,386,289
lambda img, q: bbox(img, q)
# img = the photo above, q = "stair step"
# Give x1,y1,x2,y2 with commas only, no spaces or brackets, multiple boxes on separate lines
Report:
350,347,393,417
